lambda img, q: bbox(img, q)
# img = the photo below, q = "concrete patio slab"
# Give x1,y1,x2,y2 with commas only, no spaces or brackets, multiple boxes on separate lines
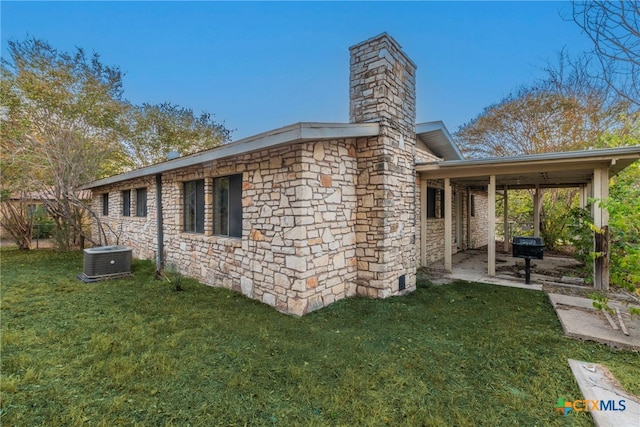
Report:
549,293,640,351
568,359,640,427
425,249,580,291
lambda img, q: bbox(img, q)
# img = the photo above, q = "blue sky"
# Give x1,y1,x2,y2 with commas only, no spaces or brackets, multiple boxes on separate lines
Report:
1,1,594,140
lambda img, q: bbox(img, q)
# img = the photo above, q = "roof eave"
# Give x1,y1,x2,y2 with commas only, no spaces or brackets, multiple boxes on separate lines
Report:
415,121,463,161
82,122,380,189
416,146,640,171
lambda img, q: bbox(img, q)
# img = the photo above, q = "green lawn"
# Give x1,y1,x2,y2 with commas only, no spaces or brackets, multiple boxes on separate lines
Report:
1,248,638,426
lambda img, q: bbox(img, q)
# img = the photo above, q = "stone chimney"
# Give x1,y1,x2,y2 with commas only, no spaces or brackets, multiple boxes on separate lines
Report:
349,33,416,133
350,33,418,298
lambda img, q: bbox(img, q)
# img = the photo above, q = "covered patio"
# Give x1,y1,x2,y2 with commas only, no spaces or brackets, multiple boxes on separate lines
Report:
424,247,584,290
417,146,640,290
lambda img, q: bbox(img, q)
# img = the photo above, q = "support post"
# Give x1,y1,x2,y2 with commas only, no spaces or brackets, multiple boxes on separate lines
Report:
444,178,452,272
503,186,509,253
579,185,587,209
533,185,540,237
467,190,472,250
155,173,164,275
488,175,496,276
592,168,610,290
420,178,427,267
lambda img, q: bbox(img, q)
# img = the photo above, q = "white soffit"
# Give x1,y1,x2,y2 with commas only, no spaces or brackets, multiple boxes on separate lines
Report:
415,121,463,161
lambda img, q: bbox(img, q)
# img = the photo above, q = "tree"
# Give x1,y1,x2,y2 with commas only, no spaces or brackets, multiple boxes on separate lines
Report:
122,102,231,169
456,52,633,158
1,37,127,249
597,121,640,293
455,53,636,251
571,1,640,107
1,37,233,249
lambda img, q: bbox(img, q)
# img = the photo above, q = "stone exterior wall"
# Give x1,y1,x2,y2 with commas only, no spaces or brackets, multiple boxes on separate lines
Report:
350,33,418,297
88,33,489,315
91,176,157,259
469,190,489,249
416,179,489,265
415,147,440,163
92,140,359,316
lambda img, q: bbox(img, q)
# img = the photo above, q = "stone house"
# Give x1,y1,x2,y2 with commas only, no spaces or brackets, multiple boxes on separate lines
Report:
82,33,640,314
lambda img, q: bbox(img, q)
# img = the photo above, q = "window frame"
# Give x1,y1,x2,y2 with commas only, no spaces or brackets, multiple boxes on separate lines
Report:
122,190,131,216
136,188,147,217
213,174,242,238
183,179,205,233
102,193,109,216
426,187,445,219
426,187,437,218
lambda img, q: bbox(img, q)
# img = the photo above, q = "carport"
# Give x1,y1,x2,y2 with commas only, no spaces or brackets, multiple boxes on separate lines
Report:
416,146,640,290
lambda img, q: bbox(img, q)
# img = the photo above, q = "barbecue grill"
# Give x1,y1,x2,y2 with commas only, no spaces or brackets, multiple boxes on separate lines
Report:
512,236,544,284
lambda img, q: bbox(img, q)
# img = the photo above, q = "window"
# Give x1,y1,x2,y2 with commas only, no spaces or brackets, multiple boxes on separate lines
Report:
213,174,242,237
27,204,37,219
426,187,444,219
426,188,437,218
470,195,476,217
184,180,204,233
136,188,147,217
122,190,131,216
102,193,109,216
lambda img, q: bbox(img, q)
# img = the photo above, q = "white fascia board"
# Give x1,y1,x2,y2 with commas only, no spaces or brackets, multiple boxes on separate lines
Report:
417,146,640,170
83,122,379,189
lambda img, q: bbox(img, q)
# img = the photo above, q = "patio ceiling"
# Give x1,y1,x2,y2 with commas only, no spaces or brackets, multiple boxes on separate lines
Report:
416,146,640,189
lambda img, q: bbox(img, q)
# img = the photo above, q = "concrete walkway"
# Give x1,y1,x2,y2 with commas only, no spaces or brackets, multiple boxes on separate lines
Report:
549,293,640,351
568,359,640,426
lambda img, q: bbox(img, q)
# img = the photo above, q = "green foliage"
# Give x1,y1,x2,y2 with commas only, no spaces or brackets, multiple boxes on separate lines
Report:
1,36,232,249
122,102,231,169
567,206,594,277
30,205,54,239
539,189,580,251
2,248,638,426
160,263,185,292
497,189,580,252
590,293,614,314
1,37,127,249
597,119,640,295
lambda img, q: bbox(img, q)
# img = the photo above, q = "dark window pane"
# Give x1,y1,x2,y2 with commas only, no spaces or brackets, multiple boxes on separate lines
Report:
184,182,195,232
102,193,109,216
213,174,242,237
136,188,147,217
195,180,204,233
183,180,204,233
122,190,131,216
440,190,445,218
213,176,229,235
426,188,436,218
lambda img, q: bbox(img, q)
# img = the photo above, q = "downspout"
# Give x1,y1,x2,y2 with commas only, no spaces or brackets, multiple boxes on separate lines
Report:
155,173,164,275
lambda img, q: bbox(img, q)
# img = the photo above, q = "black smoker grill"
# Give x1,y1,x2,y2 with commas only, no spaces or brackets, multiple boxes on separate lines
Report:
512,236,544,284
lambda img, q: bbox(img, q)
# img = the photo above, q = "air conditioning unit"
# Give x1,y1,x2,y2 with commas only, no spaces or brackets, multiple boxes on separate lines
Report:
82,245,132,281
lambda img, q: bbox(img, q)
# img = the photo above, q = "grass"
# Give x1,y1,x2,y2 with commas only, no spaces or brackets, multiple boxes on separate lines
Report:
1,248,638,426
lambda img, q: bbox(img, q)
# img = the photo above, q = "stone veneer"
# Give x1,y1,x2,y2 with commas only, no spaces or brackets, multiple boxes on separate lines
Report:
93,140,359,316
89,33,485,315
415,179,489,266
350,33,418,297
